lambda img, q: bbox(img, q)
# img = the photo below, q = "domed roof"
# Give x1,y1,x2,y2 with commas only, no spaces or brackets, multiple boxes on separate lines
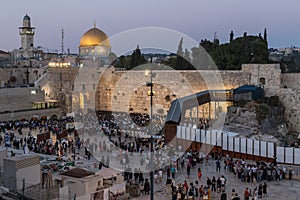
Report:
23,14,30,21
79,27,110,47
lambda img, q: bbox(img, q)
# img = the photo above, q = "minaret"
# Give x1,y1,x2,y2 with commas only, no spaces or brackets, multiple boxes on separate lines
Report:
19,14,35,50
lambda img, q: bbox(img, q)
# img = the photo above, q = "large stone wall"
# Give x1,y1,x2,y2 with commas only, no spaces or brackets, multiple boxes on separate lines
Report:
96,68,249,114
39,67,79,114
0,68,47,86
278,73,300,131
94,64,300,132
0,87,44,112
242,64,281,96
280,73,300,90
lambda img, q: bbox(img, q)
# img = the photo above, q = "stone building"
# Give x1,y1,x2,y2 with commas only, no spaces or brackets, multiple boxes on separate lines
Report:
11,14,43,63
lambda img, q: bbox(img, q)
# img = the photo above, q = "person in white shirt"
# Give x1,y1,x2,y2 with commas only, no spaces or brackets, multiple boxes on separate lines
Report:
159,169,163,181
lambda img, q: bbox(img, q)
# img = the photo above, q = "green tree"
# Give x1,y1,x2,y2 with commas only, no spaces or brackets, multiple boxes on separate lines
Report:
230,30,234,42
264,28,268,43
128,45,146,69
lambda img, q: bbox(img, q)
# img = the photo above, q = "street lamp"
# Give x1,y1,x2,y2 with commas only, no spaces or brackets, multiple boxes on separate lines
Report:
145,56,155,200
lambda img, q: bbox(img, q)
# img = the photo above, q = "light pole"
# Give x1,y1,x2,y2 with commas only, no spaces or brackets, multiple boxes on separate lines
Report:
145,56,154,200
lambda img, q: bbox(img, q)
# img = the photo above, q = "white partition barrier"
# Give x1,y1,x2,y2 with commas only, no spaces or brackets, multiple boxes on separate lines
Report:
196,129,200,142
295,148,300,165
175,126,293,163
217,132,222,146
228,136,234,151
186,127,191,141
247,139,253,155
177,126,181,138
200,130,206,143
223,134,228,150
211,131,217,145
181,126,186,140
234,138,240,153
241,138,247,154
254,140,260,156
260,141,267,157
191,128,196,142
206,131,211,145
285,148,293,164
277,147,285,163
267,143,274,158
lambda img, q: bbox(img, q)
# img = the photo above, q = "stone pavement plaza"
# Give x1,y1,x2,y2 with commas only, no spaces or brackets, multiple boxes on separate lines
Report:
6,129,300,199
133,159,300,200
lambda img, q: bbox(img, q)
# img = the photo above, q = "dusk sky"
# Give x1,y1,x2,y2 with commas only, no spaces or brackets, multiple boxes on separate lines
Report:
0,0,299,54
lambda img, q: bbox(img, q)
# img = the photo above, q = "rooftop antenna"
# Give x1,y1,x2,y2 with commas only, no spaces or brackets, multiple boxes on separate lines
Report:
61,29,65,55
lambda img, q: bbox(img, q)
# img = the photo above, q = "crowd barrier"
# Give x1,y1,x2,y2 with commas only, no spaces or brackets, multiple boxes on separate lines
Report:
176,125,300,165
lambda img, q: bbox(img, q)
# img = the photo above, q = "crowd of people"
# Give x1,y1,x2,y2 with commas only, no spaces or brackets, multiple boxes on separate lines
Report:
0,111,298,200
131,148,297,200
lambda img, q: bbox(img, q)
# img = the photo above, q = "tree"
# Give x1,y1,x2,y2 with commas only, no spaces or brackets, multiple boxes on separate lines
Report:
128,45,146,69
177,38,183,56
176,38,184,69
184,48,191,63
264,28,268,46
230,30,234,42
118,55,126,68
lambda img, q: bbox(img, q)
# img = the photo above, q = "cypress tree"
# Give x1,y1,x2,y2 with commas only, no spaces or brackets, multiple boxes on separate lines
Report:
264,28,268,43
230,30,234,42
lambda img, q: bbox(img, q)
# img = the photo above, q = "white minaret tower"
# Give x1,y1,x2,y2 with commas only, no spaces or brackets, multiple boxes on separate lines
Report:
19,14,35,50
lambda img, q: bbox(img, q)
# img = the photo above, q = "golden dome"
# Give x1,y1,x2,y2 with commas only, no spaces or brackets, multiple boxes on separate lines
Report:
79,27,110,47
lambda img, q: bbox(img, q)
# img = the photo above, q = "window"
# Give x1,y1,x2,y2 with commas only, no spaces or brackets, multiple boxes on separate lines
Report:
259,77,265,85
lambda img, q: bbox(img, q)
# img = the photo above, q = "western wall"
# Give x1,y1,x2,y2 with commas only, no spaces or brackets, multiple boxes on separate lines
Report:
93,64,300,132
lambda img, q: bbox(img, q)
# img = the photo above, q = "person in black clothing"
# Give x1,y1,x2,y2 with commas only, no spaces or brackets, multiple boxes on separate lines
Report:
172,186,177,200
206,177,212,188
262,182,267,197
220,190,227,200
194,180,199,197
188,188,194,199
258,184,263,199
217,177,222,193
216,159,221,172
211,176,216,192
144,178,150,195
139,172,144,184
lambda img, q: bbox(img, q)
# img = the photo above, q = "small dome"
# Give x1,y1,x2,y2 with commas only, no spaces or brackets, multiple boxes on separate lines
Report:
23,14,30,21
79,27,110,47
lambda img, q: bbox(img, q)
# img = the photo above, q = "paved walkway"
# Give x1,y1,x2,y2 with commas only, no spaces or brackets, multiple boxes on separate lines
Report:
133,159,300,200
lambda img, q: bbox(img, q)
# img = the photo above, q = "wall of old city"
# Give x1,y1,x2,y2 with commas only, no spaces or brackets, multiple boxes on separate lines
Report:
39,67,79,114
96,64,300,132
0,87,44,112
280,73,300,90
96,68,249,115
0,68,47,86
276,73,300,131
